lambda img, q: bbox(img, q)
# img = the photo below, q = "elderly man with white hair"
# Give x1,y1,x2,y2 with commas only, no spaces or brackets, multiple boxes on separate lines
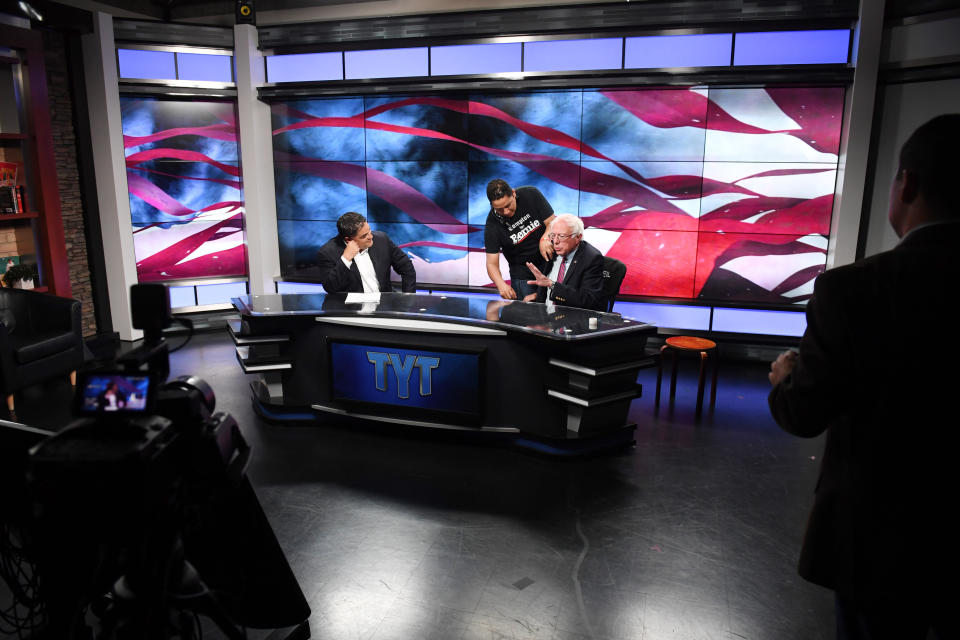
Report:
524,213,606,311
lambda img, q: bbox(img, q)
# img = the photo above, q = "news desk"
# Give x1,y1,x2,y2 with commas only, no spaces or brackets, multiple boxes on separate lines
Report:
231,292,656,455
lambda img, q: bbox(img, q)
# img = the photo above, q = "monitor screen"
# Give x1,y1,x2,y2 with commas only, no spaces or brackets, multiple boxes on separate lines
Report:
330,341,481,417
271,85,843,305
75,372,153,414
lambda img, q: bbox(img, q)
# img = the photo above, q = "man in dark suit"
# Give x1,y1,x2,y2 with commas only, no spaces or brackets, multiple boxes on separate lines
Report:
524,214,605,311
316,212,416,294
768,114,960,640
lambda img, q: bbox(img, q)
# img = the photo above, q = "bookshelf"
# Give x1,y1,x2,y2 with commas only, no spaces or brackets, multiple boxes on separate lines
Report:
0,23,70,297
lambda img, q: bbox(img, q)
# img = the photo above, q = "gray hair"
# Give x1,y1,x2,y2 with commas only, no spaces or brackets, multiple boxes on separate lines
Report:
550,213,584,237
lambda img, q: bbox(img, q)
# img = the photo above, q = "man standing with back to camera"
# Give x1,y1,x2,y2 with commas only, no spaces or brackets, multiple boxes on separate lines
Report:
484,178,556,300
768,114,960,640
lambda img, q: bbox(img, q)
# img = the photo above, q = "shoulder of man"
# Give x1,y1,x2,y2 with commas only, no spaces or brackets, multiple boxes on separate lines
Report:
319,235,344,252
809,250,901,305
515,185,540,197
579,240,602,259
820,246,900,284
373,229,400,244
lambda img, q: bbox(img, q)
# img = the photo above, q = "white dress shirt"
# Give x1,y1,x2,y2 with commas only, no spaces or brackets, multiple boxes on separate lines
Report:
546,245,578,288
341,249,380,293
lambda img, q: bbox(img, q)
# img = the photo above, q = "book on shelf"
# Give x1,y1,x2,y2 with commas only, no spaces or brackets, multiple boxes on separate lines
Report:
0,185,23,214
0,185,18,214
0,162,17,187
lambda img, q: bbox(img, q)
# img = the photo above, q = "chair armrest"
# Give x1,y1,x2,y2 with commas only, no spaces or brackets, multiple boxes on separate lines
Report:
30,294,82,335
0,323,17,394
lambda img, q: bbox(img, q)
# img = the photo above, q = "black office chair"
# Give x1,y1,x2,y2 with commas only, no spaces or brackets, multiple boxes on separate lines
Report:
600,256,627,313
0,288,84,418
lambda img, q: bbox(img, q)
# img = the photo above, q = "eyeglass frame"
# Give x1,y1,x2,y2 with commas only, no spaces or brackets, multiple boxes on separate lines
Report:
547,231,579,241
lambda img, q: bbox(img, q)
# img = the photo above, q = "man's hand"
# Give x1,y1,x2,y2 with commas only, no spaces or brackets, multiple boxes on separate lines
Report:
496,282,517,300
769,349,798,386
343,239,361,262
522,293,537,302
539,235,555,261
526,262,553,288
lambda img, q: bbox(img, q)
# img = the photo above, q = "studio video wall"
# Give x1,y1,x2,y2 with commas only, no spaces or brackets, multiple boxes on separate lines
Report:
272,86,843,304
121,98,248,282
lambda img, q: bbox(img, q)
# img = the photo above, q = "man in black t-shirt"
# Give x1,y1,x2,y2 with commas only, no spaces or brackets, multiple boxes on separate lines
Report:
484,178,556,300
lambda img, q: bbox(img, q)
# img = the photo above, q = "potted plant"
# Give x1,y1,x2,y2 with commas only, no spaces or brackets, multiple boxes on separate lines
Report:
3,262,38,289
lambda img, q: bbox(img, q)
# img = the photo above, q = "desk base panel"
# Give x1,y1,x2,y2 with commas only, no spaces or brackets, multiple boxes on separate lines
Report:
252,392,636,457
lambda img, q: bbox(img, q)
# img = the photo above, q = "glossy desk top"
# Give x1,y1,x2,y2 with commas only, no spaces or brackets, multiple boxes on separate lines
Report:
233,292,653,340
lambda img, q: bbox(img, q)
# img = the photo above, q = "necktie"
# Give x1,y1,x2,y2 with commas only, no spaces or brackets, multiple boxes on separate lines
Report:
556,257,567,284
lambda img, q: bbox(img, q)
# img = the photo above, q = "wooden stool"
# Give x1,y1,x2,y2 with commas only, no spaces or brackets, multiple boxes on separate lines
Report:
655,336,719,418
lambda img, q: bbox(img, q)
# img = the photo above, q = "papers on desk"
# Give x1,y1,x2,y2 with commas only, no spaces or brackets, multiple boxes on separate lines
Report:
345,292,380,314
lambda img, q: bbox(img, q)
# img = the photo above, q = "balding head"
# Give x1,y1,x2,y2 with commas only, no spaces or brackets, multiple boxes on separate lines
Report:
549,214,584,257
889,114,960,236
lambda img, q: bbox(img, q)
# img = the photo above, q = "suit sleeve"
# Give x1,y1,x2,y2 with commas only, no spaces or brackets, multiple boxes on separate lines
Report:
386,234,417,293
316,244,354,294
768,270,853,438
535,281,548,304
549,249,604,310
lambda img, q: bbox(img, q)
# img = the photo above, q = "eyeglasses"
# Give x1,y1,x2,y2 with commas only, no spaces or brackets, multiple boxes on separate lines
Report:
548,232,577,241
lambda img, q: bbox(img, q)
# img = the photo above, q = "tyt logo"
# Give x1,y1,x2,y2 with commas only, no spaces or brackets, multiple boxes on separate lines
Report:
366,352,441,399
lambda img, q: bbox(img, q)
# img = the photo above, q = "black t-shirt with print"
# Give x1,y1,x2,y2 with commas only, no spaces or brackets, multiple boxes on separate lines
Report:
484,186,554,280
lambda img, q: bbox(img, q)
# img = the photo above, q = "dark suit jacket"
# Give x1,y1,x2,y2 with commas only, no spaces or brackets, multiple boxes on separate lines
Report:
316,231,416,293
534,240,605,311
769,221,960,606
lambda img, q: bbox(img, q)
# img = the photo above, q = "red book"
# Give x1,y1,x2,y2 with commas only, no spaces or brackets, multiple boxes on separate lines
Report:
15,186,23,213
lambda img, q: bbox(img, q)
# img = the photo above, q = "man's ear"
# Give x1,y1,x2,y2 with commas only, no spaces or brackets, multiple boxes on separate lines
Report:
899,169,921,204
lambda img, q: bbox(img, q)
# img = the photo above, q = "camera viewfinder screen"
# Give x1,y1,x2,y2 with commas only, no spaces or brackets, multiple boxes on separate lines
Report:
78,374,152,413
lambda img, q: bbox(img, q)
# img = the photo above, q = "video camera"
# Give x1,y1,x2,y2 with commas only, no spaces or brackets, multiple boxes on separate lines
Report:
22,284,310,639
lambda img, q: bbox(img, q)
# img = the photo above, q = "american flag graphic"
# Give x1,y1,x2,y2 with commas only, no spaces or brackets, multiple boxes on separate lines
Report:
121,99,247,282
273,86,842,304
119,87,842,303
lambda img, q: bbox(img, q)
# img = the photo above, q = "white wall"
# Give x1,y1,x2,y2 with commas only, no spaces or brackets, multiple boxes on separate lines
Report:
234,24,281,296
825,0,883,269
82,11,142,341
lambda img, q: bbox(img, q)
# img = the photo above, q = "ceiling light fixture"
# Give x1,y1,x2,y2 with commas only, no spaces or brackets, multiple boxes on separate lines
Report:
18,1,43,21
